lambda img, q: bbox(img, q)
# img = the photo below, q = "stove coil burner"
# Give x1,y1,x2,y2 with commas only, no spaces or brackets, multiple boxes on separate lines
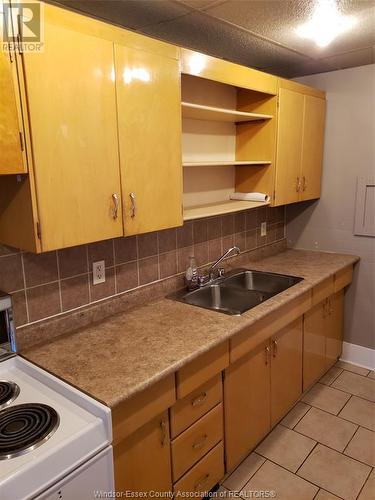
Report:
0,381,20,410
0,403,59,460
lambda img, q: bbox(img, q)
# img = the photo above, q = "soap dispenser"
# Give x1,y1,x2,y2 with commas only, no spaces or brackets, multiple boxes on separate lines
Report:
185,256,199,290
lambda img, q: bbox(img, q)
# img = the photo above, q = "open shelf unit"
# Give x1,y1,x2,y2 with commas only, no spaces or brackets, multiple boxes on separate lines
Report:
181,74,277,217
183,160,272,167
181,102,273,123
183,199,270,221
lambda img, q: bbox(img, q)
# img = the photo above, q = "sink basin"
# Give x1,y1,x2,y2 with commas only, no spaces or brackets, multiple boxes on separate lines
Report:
173,268,303,315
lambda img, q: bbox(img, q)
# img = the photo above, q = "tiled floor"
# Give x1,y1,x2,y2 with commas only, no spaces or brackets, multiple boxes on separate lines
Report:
220,362,375,500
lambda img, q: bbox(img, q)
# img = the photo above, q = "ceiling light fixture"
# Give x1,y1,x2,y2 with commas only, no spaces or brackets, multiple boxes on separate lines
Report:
296,0,357,48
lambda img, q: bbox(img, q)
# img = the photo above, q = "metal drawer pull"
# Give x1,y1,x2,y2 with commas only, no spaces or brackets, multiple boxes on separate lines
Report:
160,419,167,447
194,473,210,491
112,193,119,219
191,392,207,407
265,345,270,365
129,192,136,218
192,434,208,449
272,339,278,357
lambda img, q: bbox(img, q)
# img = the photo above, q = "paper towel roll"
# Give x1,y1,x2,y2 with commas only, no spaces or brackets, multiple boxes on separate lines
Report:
230,192,271,203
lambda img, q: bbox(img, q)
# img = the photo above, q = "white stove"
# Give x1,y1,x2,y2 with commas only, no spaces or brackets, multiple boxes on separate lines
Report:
0,293,114,500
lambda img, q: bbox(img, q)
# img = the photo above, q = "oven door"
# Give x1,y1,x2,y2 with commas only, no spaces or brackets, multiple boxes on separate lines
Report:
35,447,114,500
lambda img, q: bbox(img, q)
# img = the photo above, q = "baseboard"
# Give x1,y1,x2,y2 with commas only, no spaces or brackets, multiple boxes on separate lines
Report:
340,341,375,370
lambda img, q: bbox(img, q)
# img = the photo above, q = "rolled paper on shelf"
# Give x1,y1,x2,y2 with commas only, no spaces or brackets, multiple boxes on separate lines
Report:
230,192,271,203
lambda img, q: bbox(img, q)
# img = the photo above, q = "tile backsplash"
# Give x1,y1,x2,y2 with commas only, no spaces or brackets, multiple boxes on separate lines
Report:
0,206,285,328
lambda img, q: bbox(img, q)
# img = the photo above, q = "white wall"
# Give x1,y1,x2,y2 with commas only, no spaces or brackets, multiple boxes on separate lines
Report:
287,64,375,350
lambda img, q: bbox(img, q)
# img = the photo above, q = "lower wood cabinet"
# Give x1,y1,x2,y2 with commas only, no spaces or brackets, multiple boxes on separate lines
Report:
270,317,303,426
224,340,271,471
303,291,344,390
113,410,172,495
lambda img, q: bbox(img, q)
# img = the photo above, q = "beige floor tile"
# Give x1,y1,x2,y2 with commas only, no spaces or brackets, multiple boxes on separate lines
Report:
358,469,375,500
320,366,343,386
281,402,311,429
301,383,351,415
344,427,375,467
339,395,375,431
368,371,375,379
315,490,342,500
332,371,375,402
295,407,357,452
243,460,318,500
336,360,370,376
298,444,371,500
255,425,316,472
223,453,265,492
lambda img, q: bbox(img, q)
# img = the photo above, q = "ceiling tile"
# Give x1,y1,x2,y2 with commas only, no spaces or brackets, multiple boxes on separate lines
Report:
52,0,192,29
141,10,310,69
320,46,375,70
205,0,375,58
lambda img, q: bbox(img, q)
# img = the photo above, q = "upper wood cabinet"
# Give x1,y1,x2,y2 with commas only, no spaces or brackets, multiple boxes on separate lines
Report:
0,46,27,175
114,44,182,235
22,21,124,251
274,80,326,206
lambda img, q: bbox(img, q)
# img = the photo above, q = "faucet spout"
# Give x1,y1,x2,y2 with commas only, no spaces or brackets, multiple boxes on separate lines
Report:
209,246,240,277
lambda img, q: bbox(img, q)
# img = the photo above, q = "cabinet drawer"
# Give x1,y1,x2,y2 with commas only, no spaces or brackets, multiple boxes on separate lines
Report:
173,441,224,495
171,403,223,481
312,276,334,306
334,266,353,293
170,374,222,439
176,342,229,399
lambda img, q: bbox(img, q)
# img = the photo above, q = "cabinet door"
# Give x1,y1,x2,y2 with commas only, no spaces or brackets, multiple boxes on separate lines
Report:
224,341,271,471
300,95,326,201
326,291,344,368
0,48,26,174
114,411,172,495
22,21,123,250
274,88,304,205
303,300,327,390
115,45,183,235
271,317,303,426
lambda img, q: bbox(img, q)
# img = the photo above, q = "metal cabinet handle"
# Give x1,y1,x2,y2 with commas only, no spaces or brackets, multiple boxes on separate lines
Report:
112,193,119,220
272,338,278,357
129,192,136,218
160,419,167,447
191,392,207,407
194,473,210,491
192,434,208,449
296,177,301,192
265,345,270,365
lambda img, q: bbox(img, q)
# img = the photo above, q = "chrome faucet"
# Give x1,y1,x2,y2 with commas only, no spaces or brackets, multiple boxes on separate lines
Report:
197,246,241,286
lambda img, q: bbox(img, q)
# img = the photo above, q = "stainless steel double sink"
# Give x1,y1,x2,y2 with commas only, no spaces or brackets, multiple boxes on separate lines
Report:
173,269,303,316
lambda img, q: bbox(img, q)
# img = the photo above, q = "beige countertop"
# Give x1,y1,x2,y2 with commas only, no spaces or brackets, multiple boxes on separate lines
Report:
22,249,359,409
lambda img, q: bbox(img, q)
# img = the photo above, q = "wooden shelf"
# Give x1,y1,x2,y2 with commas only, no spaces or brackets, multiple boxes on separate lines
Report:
183,160,271,167
182,102,273,123
183,199,270,221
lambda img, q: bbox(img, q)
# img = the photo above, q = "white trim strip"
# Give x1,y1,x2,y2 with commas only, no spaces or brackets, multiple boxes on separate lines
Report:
340,341,375,371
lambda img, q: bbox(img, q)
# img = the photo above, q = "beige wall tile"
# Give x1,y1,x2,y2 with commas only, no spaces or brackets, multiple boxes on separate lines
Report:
295,407,357,452
339,395,375,431
114,236,137,264
177,221,193,248
137,232,158,259
27,282,61,322
23,252,58,288
139,256,159,285
61,275,89,311
116,261,139,292
298,444,371,500
302,383,351,414
159,251,177,279
58,245,88,279
158,228,177,254
332,371,375,402
223,453,265,492
193,219,208,244
344,427,375,467
243,460,318,500
255,425,316,472
281,402,311,429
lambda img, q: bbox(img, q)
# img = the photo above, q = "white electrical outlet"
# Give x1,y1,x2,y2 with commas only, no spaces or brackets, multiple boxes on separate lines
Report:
261,221,267,237
93,260,105,285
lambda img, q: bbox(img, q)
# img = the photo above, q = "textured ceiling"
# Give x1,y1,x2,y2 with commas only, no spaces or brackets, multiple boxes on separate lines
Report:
50,0,375,77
